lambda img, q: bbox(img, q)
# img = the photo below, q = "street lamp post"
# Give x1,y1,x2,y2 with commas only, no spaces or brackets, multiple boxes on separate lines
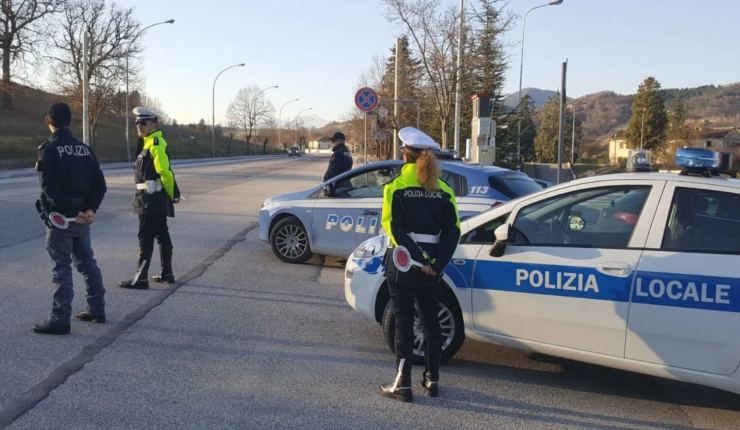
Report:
212,62,245,157
278,98,299,149
295,107,313,149
124,19,174,162
516,0,563,168
254,85,278,147
640,106,647,150
257,85,278,98
305,114,316,145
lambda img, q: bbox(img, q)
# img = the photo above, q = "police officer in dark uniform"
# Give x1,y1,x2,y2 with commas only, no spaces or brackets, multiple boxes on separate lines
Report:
120,107,179,290
33,102,107,335
322,131,353,181
379,127,460,402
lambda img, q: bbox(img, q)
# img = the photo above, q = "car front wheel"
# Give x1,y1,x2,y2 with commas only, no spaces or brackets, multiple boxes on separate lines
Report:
381,289,465,365
270,216,313,263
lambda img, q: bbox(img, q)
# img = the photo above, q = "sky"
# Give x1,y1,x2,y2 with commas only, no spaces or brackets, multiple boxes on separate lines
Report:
109,0,740,126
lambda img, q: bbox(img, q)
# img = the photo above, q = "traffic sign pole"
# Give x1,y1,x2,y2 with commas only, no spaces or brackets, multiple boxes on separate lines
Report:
364,112,367,166
355,87,379,165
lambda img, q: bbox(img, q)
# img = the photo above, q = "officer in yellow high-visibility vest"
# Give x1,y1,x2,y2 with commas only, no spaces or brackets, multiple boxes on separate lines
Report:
120,107,180,289
379,127,460,402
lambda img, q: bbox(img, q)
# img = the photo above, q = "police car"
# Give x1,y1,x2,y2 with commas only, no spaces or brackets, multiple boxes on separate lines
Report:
259,160,541,263
345,148,740,395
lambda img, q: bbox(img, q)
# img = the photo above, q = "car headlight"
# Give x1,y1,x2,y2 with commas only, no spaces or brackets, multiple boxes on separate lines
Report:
352,235,387,259
261,198,271,209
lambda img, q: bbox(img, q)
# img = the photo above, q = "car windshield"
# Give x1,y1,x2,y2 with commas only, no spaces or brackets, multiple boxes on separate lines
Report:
489,174,542,199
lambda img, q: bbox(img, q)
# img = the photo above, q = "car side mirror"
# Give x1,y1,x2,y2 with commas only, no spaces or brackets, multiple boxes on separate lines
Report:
489,224,511,258
323,183,334,197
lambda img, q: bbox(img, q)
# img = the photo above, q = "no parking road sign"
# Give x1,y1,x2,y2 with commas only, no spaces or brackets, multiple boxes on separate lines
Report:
355,87,379,113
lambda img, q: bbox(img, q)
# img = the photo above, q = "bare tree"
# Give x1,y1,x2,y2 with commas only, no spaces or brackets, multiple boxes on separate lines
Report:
226,85,275,147
50,0,140,144
0,0,59,109
260,116,277,154
384,0,463,148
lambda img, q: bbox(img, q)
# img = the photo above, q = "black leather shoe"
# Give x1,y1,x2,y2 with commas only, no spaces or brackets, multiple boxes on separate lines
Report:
33,319,70,335
379,381,413,403
75,311,106,324
152,274,175,284
421,373,439,397
119,279,149,289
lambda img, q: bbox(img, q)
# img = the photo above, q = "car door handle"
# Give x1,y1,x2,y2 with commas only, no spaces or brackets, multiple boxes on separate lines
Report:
596,262,632,278
362,210,379,216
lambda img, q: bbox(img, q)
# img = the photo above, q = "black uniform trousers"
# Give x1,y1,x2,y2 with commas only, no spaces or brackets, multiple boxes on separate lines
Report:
387,273,442,376
138,213,173,278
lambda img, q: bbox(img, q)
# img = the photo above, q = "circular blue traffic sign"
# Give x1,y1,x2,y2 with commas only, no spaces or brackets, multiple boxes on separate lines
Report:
355,87,379,113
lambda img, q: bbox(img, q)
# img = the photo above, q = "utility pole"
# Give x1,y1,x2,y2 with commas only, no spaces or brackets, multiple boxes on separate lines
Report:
392,37,400,160
571,105,576,164
557,60,567,184
453,0,464,154
82,33,89,145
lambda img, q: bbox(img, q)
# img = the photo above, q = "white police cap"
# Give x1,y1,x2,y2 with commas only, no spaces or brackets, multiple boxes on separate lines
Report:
132,106,158,121
398,127,440,150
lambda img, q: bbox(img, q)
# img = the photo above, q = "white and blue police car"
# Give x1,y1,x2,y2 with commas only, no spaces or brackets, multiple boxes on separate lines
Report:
345,148,740,395
259,160,541,263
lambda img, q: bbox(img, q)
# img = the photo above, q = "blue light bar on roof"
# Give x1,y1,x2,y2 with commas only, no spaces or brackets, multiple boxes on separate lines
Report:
675,147,720,169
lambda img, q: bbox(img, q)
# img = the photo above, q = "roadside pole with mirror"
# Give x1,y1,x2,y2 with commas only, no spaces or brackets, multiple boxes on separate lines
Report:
355,87,379,165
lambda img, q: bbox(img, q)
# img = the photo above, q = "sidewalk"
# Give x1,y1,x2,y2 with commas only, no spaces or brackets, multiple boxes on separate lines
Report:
0,154,297,180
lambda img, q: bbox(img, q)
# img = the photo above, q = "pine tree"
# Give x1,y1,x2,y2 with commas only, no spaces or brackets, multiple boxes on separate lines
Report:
625,77,668,151
460,0,510,159
377,36,423,158
534,95,561,163
532,95,582,164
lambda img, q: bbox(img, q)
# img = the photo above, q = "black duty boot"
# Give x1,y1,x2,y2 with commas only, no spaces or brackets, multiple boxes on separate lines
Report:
379,358,413,403
422,342,441,397
121,255,151,289
75,311,106,324
119,279,149,290
153,245,175,283
421,371,439,397
152,273,175,284
33,319,70,335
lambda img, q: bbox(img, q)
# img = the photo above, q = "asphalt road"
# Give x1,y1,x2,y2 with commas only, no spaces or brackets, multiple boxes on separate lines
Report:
0,154,738,429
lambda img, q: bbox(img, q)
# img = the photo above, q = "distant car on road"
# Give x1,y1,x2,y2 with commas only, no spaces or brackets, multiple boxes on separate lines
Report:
345,149,740,395
259,160,542,263
287,146,301,156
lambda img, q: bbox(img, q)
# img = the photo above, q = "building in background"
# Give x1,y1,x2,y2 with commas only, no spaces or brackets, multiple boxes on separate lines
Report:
608,130,630,165
307,136,333,153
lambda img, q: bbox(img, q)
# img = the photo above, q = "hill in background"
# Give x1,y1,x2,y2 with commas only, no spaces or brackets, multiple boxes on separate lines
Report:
502,83,740,145
503,88,559,109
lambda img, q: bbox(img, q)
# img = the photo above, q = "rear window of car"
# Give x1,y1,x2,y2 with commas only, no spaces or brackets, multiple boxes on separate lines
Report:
489,174,542,199
662,187,740,254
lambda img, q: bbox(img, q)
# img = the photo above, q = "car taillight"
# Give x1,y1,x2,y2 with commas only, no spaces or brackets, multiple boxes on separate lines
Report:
613,211,638,225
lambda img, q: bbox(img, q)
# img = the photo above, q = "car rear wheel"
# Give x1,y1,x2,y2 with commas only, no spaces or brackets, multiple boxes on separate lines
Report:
270,216,313,263
381,289,465,365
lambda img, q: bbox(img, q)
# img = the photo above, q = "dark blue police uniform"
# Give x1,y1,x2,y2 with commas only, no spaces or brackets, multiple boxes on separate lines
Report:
35,128,107,332
323,142,353,181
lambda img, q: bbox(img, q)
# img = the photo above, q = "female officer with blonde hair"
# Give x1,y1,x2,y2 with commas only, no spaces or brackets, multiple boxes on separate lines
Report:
379,127,460,402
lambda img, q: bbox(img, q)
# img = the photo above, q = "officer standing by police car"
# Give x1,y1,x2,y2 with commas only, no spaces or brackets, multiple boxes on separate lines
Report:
379,127,460,402
34,102,107,335
322,131,353,181
120,107,179,290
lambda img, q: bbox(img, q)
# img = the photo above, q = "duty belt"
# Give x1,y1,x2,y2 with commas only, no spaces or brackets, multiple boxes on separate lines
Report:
135,180,162,193
408,232,440,244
